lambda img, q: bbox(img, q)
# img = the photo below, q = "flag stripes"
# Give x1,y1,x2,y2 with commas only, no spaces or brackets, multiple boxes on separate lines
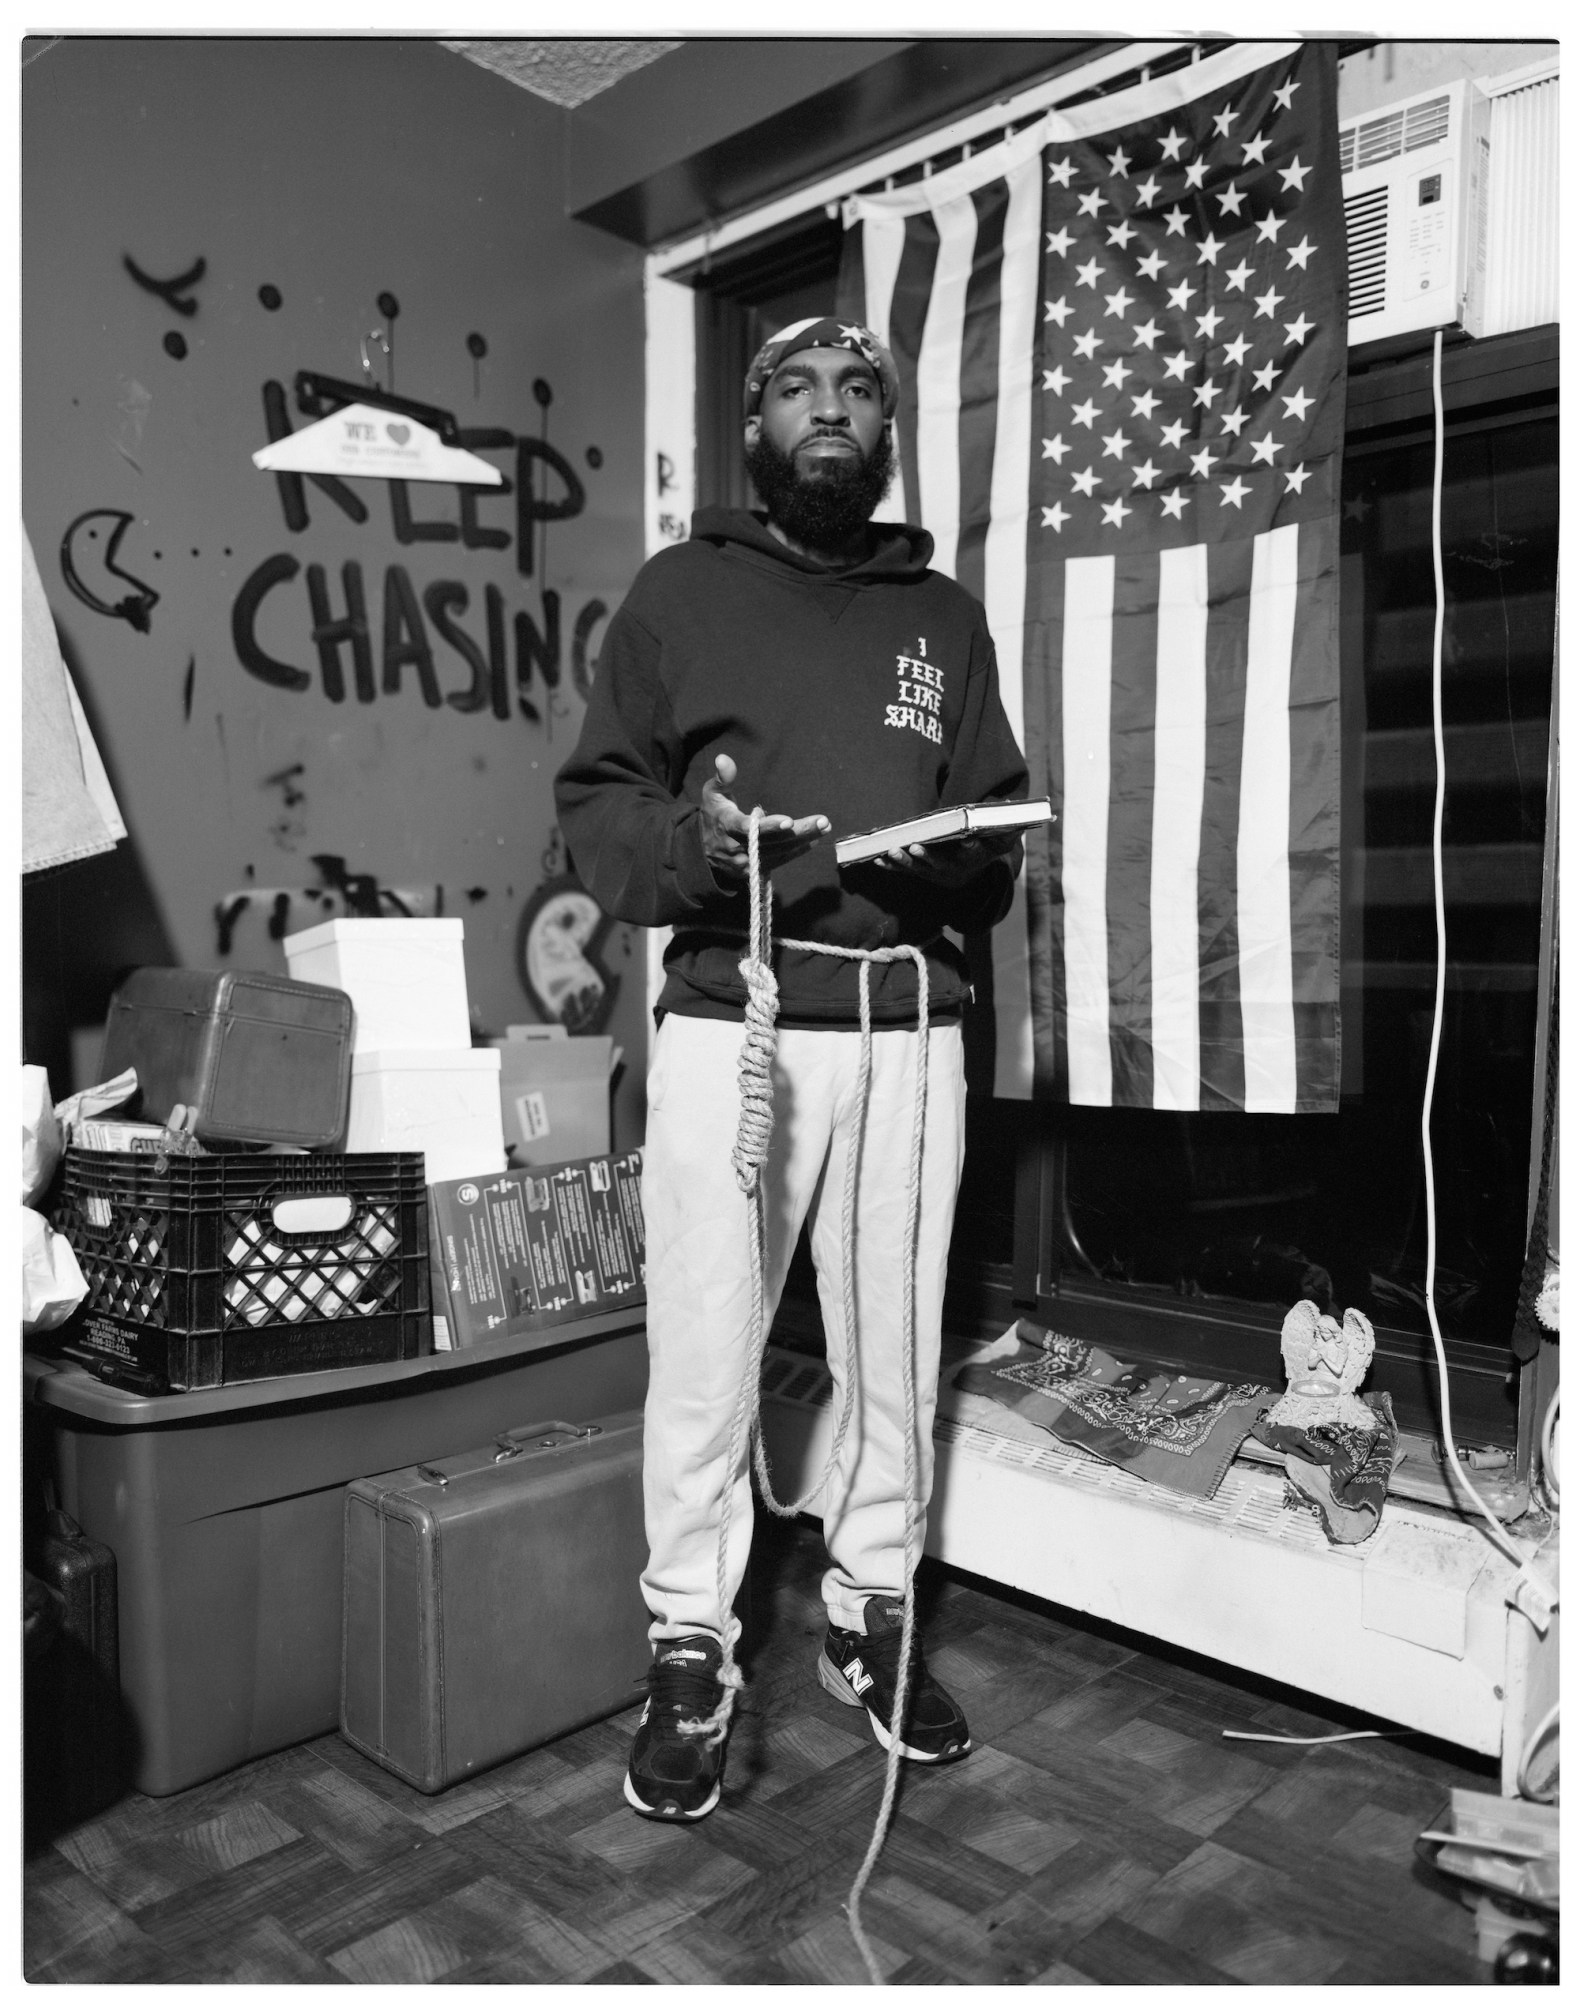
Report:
840,40,1343,1111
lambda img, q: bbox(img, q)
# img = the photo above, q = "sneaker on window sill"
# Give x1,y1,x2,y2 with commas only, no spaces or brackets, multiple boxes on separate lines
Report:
818,1595,972,1763
623,1634,730,1820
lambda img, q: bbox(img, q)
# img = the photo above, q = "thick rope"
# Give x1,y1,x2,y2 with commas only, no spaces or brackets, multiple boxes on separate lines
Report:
691,808,931,1984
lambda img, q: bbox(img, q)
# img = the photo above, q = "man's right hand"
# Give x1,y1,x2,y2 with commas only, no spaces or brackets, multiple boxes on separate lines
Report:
700,753,828,883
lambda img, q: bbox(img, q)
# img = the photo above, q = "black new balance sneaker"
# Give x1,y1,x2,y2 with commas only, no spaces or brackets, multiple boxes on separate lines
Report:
623,1634,730,1820
818,1596,972,1762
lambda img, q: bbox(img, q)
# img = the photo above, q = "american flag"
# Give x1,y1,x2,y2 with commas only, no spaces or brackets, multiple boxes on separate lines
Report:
838,40,1344,1112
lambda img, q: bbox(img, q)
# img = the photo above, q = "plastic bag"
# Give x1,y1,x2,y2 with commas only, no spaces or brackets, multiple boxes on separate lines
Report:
22,1065,62,1207
22,1206,87,1332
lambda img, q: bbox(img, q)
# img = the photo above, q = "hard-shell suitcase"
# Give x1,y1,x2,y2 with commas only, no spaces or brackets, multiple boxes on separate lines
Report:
341,1410,650,1792
25,1509,129,1844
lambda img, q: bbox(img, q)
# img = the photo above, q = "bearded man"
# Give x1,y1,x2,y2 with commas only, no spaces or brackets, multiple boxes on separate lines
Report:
555,317,1028,1820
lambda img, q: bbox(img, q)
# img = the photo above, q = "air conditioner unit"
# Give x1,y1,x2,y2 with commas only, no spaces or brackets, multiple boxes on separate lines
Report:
1341,78,1491,347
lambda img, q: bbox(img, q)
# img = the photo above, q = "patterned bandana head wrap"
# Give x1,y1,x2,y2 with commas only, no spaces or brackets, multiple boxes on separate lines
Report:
743,316,899,420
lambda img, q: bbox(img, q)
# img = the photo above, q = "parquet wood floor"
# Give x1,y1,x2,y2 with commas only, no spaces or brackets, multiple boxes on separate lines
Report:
24,1512,1499,1984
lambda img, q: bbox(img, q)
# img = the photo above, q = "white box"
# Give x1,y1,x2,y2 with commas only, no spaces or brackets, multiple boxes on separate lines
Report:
283,918,471,1053
344,1046,505,1184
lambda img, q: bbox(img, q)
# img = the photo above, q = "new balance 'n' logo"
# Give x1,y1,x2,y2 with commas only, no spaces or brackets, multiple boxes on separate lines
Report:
842,1657,875,1697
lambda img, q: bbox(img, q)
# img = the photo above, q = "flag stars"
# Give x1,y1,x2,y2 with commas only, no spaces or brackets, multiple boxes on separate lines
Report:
1224,260,1255,293
1193,380,1223,409
1131,319,1162,350
1212,106,1237,138
1136,248,1167,282
1042,434,1070,462
1071,397,1101,428
1160,488,1191,519
1159,417,1188,449
1130,388,1160,419
1046,227,1075,257
1252,360,1278,392
1279,156,1312,193
1217,183,1247,216
1286,236,1317,270
1167,279,1196,312
1072,329,1100,359
1254,286,1285,319
1195,306,1224,339
1285,462,1312,493
1075,257,1102,288
1101,427,1132,460
1164,206,1189,236
1158,127,1188,161
1250,433,1279,464
1078,188,1106,216
1256,211,1287,243
1283,313,1315,347
1196,234,1224,265
1101,358,1133,389
1241,132,1271,165
1043,365,1071,395
1184,159,1210,190
1104,286,1135,318
1221,333,1252,367
1102,495,1132,527
1041,502,1070,531
1134,174,1163,207
1107,219,1138,250
1131,457,1161,489
1045,296,1074,326
1071,465,1100,496
1220,407,1250,437
1105,144,1132,177
1281,386,1314,422
1048,156,1077,186
1219,475,1251,508
1273,78,1300,112
1162,351,1190,382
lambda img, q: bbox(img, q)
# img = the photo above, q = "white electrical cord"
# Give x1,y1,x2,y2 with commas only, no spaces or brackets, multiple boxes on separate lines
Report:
1420,331,1557,1632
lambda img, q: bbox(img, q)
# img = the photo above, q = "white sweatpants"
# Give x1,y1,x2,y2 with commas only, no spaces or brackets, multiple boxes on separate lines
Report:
639,1011,967,1642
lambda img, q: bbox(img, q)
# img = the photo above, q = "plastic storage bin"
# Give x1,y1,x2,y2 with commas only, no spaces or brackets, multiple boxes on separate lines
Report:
24,1314,648,1795
54,1148,430,1391
99,966,354,1147
283,917,471,1053
345,1047,506,1183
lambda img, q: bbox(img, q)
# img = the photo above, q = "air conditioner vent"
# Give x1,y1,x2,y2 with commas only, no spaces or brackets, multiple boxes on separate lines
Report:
1354,109,1406,168
1344,186,1390,317
1404,93,1453,151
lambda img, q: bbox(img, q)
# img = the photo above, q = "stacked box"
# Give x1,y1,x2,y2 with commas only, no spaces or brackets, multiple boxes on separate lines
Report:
428,1150,645,1350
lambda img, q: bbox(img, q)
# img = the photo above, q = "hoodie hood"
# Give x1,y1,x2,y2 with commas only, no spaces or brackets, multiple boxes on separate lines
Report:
689,505,934,585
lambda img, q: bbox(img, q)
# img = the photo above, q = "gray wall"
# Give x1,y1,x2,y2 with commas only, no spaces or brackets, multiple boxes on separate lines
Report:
23,38,649,1138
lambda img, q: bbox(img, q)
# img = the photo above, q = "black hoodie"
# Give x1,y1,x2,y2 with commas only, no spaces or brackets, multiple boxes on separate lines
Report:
554,506,1029,1027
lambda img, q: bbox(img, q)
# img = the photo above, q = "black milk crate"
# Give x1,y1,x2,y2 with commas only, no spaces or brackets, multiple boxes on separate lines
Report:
54,1148,430,1392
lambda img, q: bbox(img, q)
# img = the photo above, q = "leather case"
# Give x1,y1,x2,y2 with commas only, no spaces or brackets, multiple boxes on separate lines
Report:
340,1410,650,1792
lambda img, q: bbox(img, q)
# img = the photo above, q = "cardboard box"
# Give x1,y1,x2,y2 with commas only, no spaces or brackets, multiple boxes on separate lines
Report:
428,1150,645,1349
345,1046,506,1184
491,1026,615,1167
284,918,471,1053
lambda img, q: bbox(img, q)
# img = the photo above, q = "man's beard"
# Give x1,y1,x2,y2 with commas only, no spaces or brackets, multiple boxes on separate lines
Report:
746,425,896,554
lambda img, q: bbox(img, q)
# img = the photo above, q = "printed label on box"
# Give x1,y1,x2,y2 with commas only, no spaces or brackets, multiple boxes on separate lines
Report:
429,1149,645,1347
516,1091,551,1140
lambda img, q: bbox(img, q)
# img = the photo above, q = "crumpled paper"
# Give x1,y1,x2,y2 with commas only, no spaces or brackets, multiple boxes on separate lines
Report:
22,1065,87,1329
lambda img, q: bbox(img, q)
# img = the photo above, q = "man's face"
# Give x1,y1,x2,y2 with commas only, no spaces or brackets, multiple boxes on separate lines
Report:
743,345,894,552
745,346,886,468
